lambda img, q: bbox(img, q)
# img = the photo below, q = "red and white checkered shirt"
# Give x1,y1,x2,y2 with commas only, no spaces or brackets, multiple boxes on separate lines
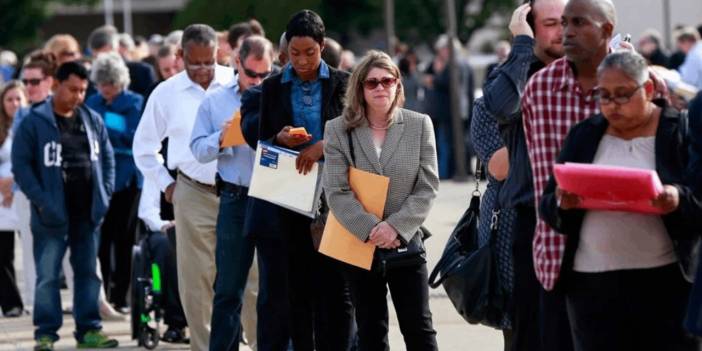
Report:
521,57,600,290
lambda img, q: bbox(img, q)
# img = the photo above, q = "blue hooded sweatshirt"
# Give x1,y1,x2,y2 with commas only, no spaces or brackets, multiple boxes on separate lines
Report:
11,97,115,235
86,89,144,192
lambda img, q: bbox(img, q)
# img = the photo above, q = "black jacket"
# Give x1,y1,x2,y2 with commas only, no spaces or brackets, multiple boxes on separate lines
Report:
242,65,349,238
540,103,702,279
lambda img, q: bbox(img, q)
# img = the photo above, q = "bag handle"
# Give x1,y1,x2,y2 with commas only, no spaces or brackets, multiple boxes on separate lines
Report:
428,240,464,288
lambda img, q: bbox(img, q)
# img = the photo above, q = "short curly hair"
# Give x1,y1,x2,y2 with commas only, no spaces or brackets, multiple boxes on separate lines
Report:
90,52,130,89
285,10,325,45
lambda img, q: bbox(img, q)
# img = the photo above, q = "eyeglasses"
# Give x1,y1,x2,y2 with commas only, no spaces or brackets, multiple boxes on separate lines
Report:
22,78,43,86
363,77,398,90
185,61,216,71
241,66,271,79
594,84,643,105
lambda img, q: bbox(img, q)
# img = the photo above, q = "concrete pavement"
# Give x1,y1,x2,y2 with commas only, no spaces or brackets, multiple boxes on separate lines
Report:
0,180,504,350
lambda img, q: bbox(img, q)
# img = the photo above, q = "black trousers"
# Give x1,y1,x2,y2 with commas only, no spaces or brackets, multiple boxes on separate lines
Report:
510,207,541,351
510,207,573,351
567,263,698,351
282,210,355,351
344,262,437,351
0,231,23,313
145,228,187,328
99,184,140,307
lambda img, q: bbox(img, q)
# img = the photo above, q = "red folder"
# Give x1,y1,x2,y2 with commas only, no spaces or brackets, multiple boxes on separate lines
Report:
553,162,665,214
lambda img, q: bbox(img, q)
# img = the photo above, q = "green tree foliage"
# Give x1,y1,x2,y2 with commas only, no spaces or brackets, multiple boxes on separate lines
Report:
173,0,322,43
0,0,96,51
172,0,517,46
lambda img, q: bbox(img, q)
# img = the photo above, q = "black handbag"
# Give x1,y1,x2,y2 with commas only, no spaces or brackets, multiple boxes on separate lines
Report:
309,192,328,250
428,163,507,328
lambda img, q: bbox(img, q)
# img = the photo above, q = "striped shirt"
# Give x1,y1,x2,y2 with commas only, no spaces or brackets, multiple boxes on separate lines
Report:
521,57,599,290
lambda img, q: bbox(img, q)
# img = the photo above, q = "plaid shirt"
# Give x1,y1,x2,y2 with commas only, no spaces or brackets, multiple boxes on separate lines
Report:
521,57,599,290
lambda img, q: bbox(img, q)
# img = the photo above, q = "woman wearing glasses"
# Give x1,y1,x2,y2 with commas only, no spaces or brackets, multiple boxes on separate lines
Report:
323,50,439,350
540,51,700,351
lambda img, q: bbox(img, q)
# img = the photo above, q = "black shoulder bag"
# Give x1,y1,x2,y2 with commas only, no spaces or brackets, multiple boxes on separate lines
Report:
427,162,507,328
346,129,427,276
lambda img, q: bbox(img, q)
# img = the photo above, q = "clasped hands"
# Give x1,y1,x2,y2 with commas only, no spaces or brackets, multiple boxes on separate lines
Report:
369,221,402,249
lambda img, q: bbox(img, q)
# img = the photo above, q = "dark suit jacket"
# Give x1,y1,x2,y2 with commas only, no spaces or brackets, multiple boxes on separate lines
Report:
540,103,702,281
127,61,158,99
688,91,702,196
243,66,350,238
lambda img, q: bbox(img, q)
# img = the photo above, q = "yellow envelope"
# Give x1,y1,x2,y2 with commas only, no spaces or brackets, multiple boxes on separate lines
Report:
220,111,246,147
319,167,389,270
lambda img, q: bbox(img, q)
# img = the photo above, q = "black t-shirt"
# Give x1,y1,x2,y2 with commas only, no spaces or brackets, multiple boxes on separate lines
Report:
55,111,93,219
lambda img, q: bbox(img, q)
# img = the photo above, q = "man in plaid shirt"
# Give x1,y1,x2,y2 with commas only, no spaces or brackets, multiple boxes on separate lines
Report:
521,0,616,346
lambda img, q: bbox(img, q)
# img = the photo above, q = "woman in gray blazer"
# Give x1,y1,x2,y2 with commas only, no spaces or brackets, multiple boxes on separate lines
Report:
323,50,440,351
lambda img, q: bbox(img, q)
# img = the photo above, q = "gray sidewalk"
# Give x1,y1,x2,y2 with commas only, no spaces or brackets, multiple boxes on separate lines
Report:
0,180,504,350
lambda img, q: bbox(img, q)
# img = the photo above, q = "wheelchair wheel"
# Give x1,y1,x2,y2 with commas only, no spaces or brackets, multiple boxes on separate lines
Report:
139,326,159,350
130,244,148,340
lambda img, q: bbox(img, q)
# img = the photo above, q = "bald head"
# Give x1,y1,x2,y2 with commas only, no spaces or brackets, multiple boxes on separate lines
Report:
570,0,616,26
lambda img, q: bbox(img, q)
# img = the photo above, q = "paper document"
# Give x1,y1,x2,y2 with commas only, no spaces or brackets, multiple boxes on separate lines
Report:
553,162,665,214
220,111,246,148
248,141,322,217
319,167,390,270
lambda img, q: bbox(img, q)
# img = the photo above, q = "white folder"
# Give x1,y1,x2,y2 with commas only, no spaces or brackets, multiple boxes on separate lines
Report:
248,141,323,218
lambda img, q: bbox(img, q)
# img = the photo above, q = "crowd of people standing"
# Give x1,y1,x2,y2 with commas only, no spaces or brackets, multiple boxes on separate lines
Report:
0,1,701,351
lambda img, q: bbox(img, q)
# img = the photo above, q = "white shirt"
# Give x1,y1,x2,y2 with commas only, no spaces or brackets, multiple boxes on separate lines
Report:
138,176,169,232
133,65,234,190
0,136,16,230
574,135,677,272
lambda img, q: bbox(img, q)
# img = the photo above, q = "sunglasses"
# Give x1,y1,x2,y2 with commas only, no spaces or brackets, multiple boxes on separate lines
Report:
363,77,397,90
22,78,43,86
241,66,271,79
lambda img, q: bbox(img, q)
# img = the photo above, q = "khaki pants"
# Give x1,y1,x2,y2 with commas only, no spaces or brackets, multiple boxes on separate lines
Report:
243,255,258,350
173,176,218,351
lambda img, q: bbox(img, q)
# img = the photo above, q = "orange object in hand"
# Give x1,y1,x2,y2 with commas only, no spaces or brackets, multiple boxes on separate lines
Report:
289,127,309,136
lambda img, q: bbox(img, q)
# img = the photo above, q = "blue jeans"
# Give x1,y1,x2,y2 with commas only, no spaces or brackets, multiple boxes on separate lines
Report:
210,188,255,351
33,218,101,342
436,122,454,179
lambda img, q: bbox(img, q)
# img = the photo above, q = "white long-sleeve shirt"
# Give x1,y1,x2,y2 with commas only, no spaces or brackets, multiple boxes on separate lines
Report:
133,66,234,191
138,176,169,232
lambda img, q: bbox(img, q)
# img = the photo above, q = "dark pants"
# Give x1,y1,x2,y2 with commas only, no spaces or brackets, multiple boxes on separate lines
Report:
282,210,355,351
567,264,698,351
255,233,291,351
345,263,437,351
510,207,541,351
0,231,23,313
210,187,255,351
33,218,101,342
99,184,139,307
145,228,186,329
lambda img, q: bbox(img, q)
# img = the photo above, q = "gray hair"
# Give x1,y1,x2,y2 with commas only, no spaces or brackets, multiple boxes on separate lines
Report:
90,52,131,89
597,51,648,85
88,25,119,51
239,35,274,62
181,24,217,50
118,33,135,50
165,30,183,48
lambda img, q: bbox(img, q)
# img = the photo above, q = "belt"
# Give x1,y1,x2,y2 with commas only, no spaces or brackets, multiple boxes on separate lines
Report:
177,170,217,195
217,180,249,197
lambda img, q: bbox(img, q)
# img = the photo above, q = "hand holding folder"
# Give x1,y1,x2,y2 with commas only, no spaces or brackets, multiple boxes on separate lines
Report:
553,162,665,214
319,167,390,270
220,111,246,147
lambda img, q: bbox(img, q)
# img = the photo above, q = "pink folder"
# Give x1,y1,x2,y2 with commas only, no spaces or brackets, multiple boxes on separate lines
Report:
553,162,665,214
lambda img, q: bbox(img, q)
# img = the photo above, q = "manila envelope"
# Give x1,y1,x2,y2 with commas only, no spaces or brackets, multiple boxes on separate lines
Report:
220,111,246,147
319,167,389,270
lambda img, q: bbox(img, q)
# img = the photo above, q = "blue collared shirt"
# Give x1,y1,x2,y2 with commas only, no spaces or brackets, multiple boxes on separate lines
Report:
189,78,255,186
281,61,330,144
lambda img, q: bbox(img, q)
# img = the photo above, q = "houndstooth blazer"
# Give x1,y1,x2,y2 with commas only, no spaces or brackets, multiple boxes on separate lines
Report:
322,108,439,243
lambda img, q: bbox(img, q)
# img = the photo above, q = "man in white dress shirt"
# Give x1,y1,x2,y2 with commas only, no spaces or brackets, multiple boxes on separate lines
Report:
133,24,233,351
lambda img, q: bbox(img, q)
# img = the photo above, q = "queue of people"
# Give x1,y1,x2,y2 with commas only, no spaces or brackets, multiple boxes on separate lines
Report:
0,1,701,351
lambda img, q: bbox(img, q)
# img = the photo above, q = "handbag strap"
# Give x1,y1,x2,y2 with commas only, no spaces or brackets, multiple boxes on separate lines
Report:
347,129,356,168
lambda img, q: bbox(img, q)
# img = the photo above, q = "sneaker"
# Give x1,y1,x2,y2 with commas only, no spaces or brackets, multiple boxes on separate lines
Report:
162,326,188,344
77,330,119,349
34,336,54,351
